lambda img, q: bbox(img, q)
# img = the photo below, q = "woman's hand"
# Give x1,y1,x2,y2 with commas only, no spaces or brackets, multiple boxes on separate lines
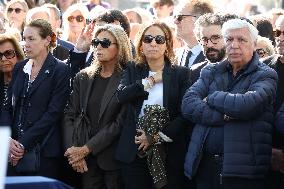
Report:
64,145,90,165
135,129,151,151
152,71,163,83
75,23,95,52
71,159,88,173
9,138,24,166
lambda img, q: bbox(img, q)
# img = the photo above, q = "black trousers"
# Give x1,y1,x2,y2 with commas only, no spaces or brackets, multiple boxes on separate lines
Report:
82,156,123,189
196,154,265,189
121,156,154,189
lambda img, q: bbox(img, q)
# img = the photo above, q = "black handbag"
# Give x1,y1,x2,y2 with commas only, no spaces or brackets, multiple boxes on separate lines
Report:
15,126,55,174
14,143,40,173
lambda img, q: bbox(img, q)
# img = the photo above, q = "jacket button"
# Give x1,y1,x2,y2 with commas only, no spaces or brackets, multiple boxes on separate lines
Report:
28,103,31,107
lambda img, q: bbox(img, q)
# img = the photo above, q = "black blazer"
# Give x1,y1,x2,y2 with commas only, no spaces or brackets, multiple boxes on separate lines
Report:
115,60,191,171
64,69,125,170
1,53,71,157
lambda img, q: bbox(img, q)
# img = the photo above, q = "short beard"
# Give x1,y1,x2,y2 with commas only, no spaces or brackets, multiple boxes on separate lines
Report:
205,47,226,63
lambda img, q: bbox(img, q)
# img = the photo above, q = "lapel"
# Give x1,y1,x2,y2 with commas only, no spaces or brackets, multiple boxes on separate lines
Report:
28,53,55,95
98,71,121,121
192,51,206,65
162,61,172,108
81,71,96,112
12,60,28,99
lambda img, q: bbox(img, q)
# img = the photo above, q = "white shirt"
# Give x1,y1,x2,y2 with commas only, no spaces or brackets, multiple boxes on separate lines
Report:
139,71,163,117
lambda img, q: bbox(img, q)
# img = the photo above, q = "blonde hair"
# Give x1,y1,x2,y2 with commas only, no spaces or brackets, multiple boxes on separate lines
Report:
5,0,29,31
86,24,132,75
0,33,25,61
62,3,88,41
134,21,176,65
257,36,275,56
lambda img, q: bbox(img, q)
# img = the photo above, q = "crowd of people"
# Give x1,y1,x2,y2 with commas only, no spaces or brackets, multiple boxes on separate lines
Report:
0,0,284,189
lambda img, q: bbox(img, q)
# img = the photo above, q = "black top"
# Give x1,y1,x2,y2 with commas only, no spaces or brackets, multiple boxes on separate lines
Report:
87,75,110,135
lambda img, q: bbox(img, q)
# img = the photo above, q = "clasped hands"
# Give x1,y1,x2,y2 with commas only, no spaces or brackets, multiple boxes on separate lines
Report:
64,145,90,173
9,138,25,166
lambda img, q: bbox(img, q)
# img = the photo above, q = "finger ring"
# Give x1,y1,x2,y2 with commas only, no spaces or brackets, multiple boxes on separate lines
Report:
10,154,14,158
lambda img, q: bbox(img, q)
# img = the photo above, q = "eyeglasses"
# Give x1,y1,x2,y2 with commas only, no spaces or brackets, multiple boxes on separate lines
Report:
199,35,222,45
91,38,117,48
0,49,16,60
7,8,22,14
67,15,84,22
273,29,284,37
256,48,267,58
174,14,197,22
142,35,166,44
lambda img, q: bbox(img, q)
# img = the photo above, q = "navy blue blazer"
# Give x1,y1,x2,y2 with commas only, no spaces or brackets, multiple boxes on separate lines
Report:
1,53,71,157
115,60,191,171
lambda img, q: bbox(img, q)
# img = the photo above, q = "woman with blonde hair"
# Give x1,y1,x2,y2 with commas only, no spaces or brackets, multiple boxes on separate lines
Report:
62,3,89,45
64,24,132,189
5,0,29,33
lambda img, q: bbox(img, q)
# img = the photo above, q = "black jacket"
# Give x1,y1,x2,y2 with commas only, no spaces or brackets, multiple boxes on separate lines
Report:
115,60,191,172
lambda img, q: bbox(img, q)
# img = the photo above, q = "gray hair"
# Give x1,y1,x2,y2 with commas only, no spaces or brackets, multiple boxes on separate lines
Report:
194,13,225,40
26,7,51,24
222,18,258,42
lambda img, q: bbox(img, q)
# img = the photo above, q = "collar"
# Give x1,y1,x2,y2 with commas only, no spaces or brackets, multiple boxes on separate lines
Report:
185,44,202,56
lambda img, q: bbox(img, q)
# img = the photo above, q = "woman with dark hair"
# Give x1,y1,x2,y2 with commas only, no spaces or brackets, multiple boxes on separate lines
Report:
64,24,132,189
0,33,25,113
115,21,191,189
2,19,71,178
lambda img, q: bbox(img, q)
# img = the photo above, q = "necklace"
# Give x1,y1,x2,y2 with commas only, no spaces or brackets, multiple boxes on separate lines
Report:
31,62,42,81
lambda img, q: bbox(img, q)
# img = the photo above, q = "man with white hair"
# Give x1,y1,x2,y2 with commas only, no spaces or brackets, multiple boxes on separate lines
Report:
182,19,278,189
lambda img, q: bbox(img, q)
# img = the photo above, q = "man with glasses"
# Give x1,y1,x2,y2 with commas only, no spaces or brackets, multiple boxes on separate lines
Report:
174,0,213,68
262,15,284,189
182,18,277,189
190,13,231,83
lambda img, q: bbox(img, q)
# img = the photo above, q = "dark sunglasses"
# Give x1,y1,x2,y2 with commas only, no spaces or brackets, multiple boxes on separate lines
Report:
91,38,117,48
256,48,267,57
142,35,166,44
7,8,22,14
199,35,222,45
0,49,16,60
273,29,284,37
67,15,84,22
174,14,197,22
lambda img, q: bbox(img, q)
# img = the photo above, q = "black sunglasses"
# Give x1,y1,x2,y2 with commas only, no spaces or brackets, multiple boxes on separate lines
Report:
67,15,84,22
0,49,16,60
7,8,22,14
174,14,197,22
273,29,284,37
91,38,117,48
142,35,166,44
256,48,267,57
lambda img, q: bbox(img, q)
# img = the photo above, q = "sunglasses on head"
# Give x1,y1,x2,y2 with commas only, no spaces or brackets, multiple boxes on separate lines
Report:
174,14,197,22
7,8,22,14
91,38,117,48
273,29,284,37
0,49,16,60
142,35,166,44
67,15,84,22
